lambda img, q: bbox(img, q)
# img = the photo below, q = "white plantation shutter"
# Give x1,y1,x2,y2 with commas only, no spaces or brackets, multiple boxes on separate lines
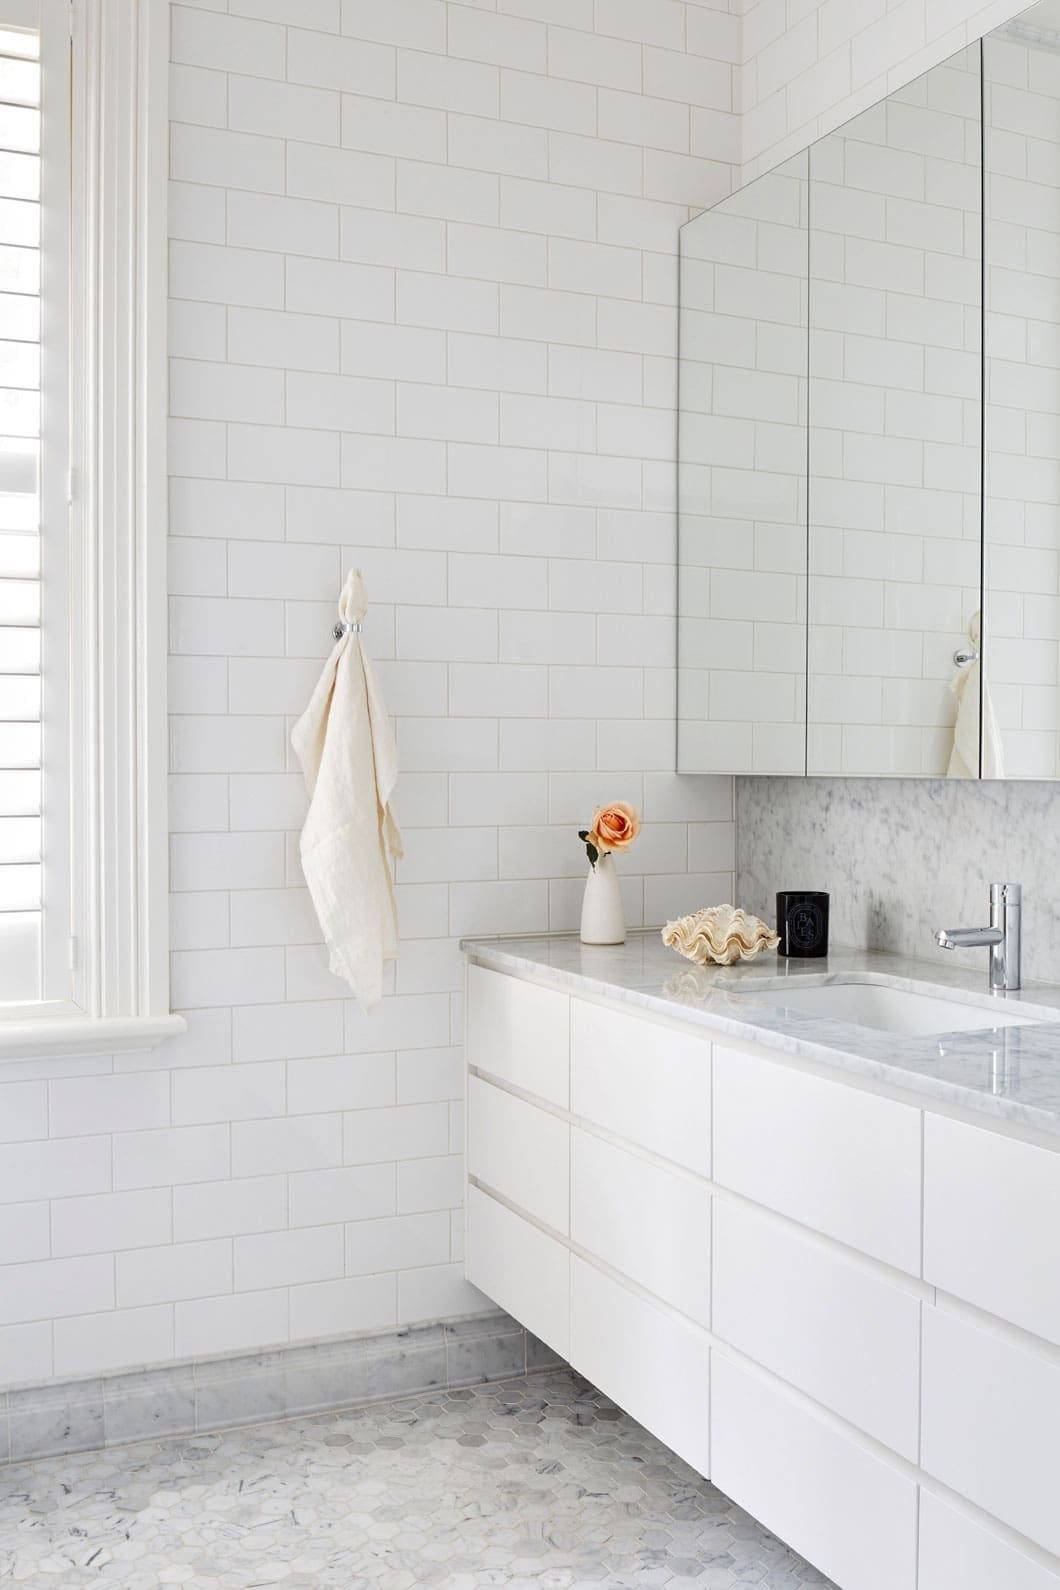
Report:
0,0,177,1055
0,14,45,1005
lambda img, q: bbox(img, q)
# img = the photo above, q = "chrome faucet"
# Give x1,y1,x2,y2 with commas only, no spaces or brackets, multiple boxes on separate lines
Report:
935,882,1022,992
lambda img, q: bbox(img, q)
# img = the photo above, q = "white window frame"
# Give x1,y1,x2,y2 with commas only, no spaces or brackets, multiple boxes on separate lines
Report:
0,0,183,1058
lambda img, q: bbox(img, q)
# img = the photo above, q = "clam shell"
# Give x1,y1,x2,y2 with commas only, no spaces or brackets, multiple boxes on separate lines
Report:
661,903,779,967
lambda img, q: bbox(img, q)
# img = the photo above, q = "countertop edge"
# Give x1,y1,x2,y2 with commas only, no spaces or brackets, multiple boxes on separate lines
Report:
462,937,1060,1140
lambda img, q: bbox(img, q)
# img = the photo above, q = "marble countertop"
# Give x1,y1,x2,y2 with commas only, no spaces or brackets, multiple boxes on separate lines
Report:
461,931,1060,1138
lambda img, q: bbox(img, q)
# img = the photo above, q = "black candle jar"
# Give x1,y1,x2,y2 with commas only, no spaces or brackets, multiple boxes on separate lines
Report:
776,891,829,958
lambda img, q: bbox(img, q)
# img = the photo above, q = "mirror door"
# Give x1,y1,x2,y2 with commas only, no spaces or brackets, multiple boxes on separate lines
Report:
806,45,984,777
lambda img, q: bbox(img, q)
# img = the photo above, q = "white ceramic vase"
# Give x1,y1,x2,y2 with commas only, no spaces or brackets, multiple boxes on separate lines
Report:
579,851,626,945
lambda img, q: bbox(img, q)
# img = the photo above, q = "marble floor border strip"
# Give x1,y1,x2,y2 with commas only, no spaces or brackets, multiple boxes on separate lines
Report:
0,1312,565,1466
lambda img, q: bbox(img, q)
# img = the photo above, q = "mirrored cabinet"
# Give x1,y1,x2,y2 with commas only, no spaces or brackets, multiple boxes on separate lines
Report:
678,4,1060,781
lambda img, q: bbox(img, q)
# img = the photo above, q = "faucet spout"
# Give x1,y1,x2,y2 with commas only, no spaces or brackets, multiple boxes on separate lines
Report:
933,883,1021,992
935,926,1003,950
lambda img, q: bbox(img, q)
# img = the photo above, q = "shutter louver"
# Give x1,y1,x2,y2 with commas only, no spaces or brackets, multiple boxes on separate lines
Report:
0,21,40,1004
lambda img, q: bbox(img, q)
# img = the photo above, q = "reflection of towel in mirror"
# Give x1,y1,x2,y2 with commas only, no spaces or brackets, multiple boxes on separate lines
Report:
292,569,402,1011
947,611,1003,780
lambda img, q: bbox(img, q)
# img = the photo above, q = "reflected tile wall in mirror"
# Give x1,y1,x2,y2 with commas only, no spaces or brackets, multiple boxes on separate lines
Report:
807,45,983,778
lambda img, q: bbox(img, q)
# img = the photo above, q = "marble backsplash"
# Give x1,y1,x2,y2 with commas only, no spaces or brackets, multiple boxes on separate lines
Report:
736,778,1060,987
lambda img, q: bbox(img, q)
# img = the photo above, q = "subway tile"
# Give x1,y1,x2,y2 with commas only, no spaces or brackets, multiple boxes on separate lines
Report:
397,270,499,334
547,25,642,92
227,191,339,260
228,74,340,144
232,1113,343,1178
499,175,596,240
445,338,545,406
0,1138,110,1204
396,494,499,552
114,1126,230,1191
450,113,549,180
174,1176,288,1242
287,256,394,323
233,1000,345,1063
501,68,596,134
168,178,226,243
341,0,446,49
229,425,341,488
233,0,340,26
170,240,283,310
448,442,548,502
287,141,395,210
169,64,227,130
176,1289,289,1358
448,6,547,70
170,124,285,194
0,1202,49,1264
235,1226,344,1292
170,299,226,361
341,206,446,273
117,1239,233,1308
288,27,394,95
289,1273,397,1340
53,1307,176,1380
288,1053,397,1115
289,1164,397,1228
345,1212,449,1275
342,97,446,162
397,159,500,225
343,434,447,495
49,1074,169,1139
398,49,499,116
171,6,286,76
172,947,286,1009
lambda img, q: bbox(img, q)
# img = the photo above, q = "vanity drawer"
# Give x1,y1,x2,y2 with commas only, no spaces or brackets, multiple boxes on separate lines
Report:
712,1046,921,1274
466,964,569,1108
570,998,711,1175
713,1199,920,1458
919,1492,1059,1590
924,1114,1060,1347
467,1076,569,1235
921,1307,1060,1558
711,1355,918,1590
466,1185,570,1362
570,1255,710,1478
571,1128,711,1328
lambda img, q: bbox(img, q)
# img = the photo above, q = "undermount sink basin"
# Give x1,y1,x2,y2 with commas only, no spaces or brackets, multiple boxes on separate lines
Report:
730,980,1041,1038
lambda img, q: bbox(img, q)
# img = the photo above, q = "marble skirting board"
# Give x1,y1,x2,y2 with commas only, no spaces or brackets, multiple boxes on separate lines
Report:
0,1312,563,1467
737,775,1060,985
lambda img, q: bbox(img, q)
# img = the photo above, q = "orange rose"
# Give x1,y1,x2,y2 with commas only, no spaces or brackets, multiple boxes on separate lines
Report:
587,801,640,854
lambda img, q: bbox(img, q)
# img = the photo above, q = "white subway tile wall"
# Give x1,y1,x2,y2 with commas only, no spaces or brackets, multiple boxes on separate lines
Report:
0,0,742,1390
740,0,1028,184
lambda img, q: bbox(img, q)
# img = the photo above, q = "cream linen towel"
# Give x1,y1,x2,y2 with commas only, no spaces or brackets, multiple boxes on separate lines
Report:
292,569,402,1010
948,610,1004,779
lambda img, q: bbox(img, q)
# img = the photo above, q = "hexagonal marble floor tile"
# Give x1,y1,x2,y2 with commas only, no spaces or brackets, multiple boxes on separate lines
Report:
0,1370,836,1587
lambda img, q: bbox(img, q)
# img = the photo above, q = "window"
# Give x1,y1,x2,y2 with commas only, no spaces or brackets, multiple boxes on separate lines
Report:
0,14,46,1005
0,0,180,1057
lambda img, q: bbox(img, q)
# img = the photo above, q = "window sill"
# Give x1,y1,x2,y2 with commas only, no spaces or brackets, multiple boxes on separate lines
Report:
0,1012,187,1061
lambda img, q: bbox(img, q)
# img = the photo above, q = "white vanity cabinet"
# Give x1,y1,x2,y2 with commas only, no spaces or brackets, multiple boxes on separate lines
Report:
464,960,1060,1589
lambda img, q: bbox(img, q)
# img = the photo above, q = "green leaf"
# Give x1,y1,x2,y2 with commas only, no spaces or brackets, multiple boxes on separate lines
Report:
577,830,589,842
586,841,599,869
